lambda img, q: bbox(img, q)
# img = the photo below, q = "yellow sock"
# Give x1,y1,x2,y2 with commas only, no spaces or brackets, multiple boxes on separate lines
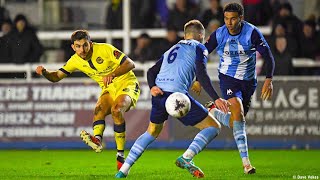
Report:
114,132,126,151
93,120,105,137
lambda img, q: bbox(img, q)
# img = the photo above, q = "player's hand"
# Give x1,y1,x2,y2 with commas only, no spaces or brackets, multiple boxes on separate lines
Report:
103,73,115,87
214,98,230,114
150,86,163,97
35,66,45,75
191,81,201,96
261,78,273,100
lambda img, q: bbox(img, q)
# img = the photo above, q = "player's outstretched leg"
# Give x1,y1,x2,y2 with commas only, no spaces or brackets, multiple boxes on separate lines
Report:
115,132,156,178
206,101,256,174
233,121,255,174
175,126,220,178
80,130,103,153
206,101,231,128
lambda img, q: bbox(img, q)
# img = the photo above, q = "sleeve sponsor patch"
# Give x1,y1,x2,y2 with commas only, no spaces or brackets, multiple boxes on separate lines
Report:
113,50,122,59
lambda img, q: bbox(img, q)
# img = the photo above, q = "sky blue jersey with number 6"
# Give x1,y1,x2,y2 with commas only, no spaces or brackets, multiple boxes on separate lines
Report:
155,39,208,94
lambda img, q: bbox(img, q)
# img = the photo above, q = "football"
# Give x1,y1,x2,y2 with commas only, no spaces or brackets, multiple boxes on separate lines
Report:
165,92,191,118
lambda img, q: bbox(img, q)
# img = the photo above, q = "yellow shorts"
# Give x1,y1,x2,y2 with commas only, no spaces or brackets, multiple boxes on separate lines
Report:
101,79,140,108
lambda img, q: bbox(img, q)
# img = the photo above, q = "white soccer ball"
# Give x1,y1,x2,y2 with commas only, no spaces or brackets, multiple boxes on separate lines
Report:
165,92,191,118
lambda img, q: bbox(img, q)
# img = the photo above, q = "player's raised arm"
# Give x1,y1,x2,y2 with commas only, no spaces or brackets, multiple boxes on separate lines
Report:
147,56,164,97
195,45,230,113
251,29,275,100
35,66,67,83
103,57,135,86
204,31,218,54
114,57,135,76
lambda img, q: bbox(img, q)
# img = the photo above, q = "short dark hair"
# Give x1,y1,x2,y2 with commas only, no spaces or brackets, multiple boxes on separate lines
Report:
279,2,293,13
71,30,91,44
184,20,204,35
2,19,12,26
14,14,28,25
223,2,244,16
304,20,316,29
139,32,151,39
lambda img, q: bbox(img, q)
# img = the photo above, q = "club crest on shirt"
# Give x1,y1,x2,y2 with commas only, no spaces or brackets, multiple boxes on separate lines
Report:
96,57,104,64
227,89,233,95
113,50,122,59
230,39,237,44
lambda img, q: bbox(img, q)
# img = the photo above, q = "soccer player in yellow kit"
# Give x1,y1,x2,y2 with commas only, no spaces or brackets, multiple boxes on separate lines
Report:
35,30,140,170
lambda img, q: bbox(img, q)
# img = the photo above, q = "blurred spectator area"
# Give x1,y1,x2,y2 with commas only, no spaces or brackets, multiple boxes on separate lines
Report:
2,0,318,29
0,0,319,73
2,0,109,63
3,0,108,29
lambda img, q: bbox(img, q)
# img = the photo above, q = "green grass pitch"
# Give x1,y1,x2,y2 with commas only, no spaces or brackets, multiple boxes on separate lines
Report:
0,149,319,179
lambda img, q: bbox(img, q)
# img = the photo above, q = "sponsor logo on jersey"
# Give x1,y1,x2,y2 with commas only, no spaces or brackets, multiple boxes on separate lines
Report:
230,39,237,44
113,50,122,59
122,88,130,92
134,83,140,94
96,57,104,64
224,50,249,56
106,66,112,72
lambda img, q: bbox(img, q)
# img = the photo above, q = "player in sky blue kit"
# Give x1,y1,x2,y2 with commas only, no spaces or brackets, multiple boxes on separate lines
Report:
115,20,230,178
204,3,275,174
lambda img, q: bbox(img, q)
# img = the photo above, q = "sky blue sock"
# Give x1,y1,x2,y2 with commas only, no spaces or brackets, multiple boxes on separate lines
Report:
188,126,219,155
233,121,248,158
213,109,231,128
125,132,155,165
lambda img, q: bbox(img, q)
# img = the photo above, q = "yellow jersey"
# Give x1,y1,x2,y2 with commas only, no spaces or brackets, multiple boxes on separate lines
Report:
60,43,137,88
